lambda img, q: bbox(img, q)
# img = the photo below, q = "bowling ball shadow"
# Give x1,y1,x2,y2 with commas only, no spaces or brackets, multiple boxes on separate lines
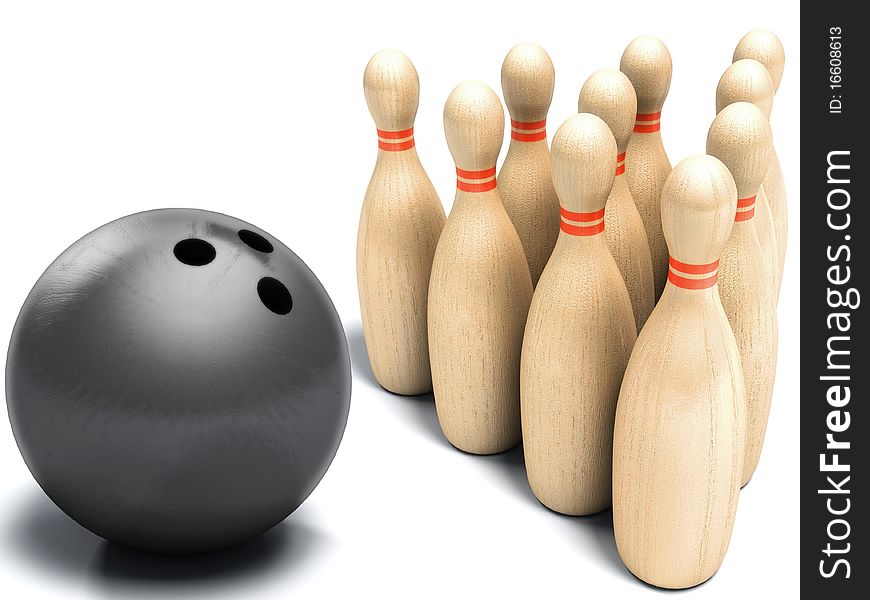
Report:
5,487,328,592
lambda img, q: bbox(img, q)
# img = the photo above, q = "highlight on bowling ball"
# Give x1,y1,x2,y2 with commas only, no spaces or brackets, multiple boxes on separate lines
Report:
6,208,351,554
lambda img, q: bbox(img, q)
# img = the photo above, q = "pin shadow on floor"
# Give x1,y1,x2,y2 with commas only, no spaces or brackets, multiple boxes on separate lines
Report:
479,450,639,586
345,319,639,586
345,321,445,444
5,486,328,595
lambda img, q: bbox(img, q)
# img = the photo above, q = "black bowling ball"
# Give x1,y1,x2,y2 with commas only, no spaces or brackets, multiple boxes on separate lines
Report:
6,208,351,553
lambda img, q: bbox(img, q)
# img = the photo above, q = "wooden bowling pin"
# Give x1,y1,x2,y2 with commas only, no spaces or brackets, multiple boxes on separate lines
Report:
717,59,782,299
613,155,745,589
428,81,533,454
579,68,655,332
498,42,560,287
520,113,636,514
358,50,447,395
620,36,673,301
707,102,778,486
733,30,787,295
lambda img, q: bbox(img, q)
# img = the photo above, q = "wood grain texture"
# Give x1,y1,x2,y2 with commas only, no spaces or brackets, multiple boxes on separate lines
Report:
579,68,655,332
733,29,785,92
521,114,636,515
498,42,559,287
707,102,778,486
754,186,779,298
613,155,745,589
358,50,446,395
763,149,787,297
717,58,786,298
428,81,533,454
708,102,778,297
620,36,672,301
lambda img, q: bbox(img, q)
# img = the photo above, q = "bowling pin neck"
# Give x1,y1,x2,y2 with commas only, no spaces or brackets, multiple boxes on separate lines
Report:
633,111,662,135
735,194,758,223
449,173,503,217
610,162,630,199
615,152,627,177
509,118,548,144
375,126,419,157
504,125,549,165
558,206,606,243
455,165,498,194
665,256,721,295
659,278,721,310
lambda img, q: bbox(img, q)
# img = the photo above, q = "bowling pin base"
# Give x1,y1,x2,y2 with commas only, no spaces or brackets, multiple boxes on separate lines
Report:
530,490,611,517
360,327,435,396
439,428,521,456
623,562,722,591
370,371,433,397
378,382,432,397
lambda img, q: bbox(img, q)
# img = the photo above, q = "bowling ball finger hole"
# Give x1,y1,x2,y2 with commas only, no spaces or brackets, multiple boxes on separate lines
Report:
238,229,274,253
257,277,292,315
173,238,216,266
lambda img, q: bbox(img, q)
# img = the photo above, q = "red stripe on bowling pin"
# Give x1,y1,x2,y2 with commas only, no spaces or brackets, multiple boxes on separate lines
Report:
667,257,719,289
615,152,627,176
735,195,756,222
456,166,497,192
510,118,547,142
377,127,415,151
633,112,661,133
559,207,605,236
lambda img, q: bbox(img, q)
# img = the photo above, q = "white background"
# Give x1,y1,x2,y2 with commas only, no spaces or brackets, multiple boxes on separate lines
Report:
0,1,799,598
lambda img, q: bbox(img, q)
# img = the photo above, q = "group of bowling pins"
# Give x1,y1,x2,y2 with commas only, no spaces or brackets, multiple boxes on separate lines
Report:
357,29,786,590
